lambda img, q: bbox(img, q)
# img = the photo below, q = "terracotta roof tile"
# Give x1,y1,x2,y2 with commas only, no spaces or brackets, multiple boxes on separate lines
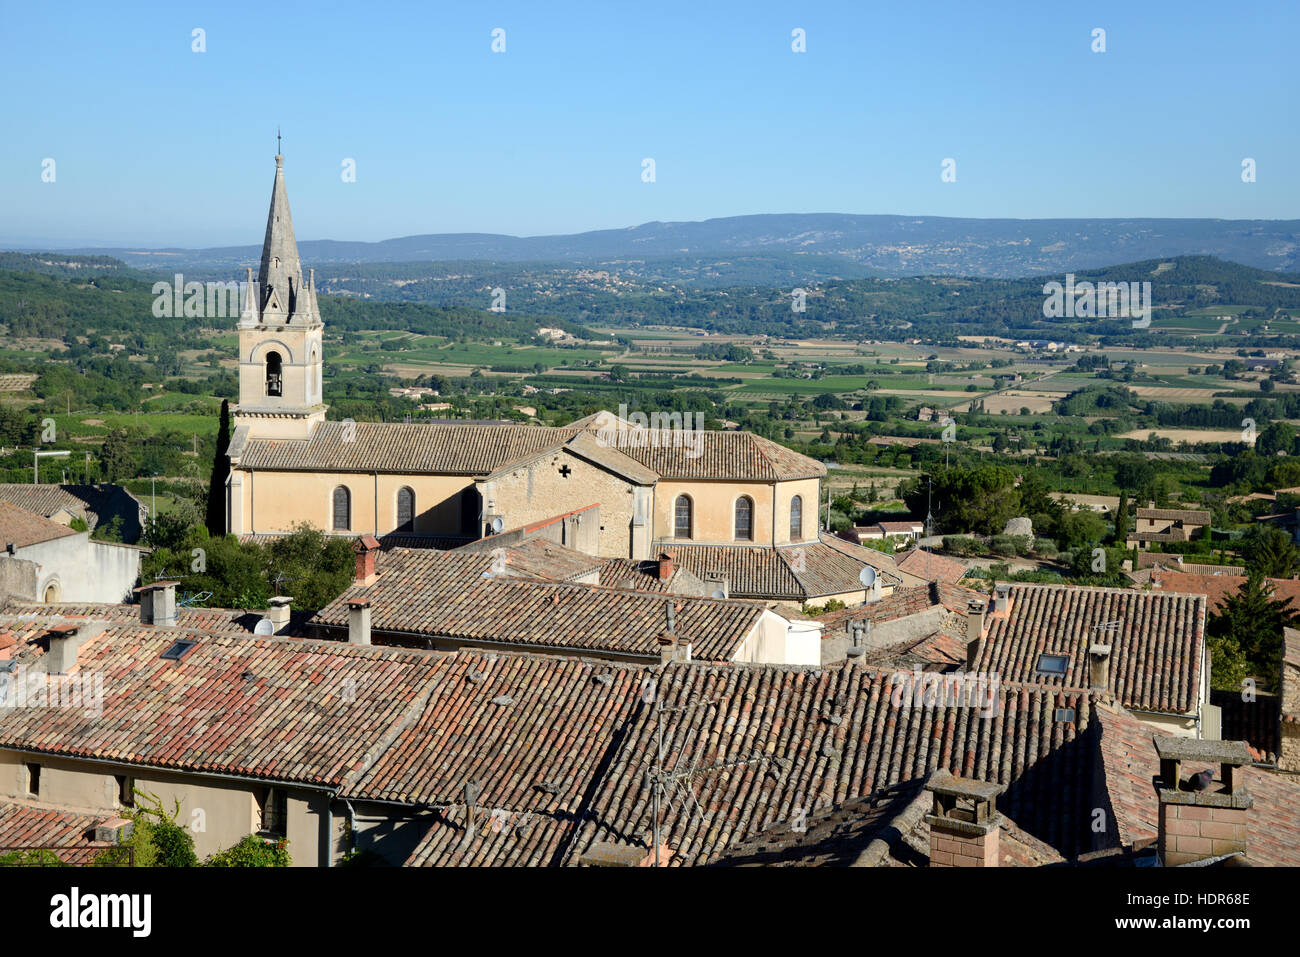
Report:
238,418,826,482
970,583,1205,715
0,627,445,787
0,501,81,547
310,548,770,661
0,801,116,865
400,661,1098,866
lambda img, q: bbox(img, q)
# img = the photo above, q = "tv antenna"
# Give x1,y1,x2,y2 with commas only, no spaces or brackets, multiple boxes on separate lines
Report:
642,683,766,867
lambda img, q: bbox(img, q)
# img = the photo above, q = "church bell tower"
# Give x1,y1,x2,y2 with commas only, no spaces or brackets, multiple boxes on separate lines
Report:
234,150,326,440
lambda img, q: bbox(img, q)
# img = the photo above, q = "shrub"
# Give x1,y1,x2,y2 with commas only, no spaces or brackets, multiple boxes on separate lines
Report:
943,536,980,557
1033,538,1059,558
206,835,291,867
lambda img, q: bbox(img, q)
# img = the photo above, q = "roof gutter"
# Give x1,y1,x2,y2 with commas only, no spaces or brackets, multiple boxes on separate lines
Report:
1,745,340,796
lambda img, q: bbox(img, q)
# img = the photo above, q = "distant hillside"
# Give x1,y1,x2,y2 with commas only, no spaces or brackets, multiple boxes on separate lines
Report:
39,214,1300,281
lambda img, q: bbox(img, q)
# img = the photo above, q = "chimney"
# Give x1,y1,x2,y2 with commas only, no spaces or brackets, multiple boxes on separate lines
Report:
578,842,675,867
266,596,294,634
135,581,178,627
352,534,381,586
657,550,675,581
702,570,728,598
657,602,690,663
464,781,480,835
965,599,986,669
1088,643,1112,690
44,624,82,674
991,583,1012,617
925,770,1005,867
93,817,135,844
1154,737,1253,866
346,599,372,646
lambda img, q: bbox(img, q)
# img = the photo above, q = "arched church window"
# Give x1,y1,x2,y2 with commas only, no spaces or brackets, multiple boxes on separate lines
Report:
396,487,415,532
332,486,351,531
734,496,754,541
674,496,693,539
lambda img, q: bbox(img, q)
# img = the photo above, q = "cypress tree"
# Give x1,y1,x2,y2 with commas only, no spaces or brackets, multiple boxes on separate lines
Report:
205,399,231,536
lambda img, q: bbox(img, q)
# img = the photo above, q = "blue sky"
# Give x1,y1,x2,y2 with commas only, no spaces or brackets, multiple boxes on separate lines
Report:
2,0,1296,246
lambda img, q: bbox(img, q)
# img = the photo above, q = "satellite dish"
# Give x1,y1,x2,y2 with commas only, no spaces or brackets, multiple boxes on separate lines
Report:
253,617,275,636
710,589,727,600
858,566,877,589
490,516,504,533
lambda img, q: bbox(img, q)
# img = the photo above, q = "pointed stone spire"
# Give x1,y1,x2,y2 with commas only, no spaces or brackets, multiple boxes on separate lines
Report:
256,152,311,324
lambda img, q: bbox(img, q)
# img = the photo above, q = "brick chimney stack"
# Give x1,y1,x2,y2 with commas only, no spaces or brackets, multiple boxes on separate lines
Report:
1154,737,1253,866
925,771,1005,867
352,535,381,586
657,550,675,582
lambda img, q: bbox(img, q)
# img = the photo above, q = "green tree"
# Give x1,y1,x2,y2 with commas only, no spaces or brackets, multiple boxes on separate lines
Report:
98,429,136,483
1242,525,1300,578
205,399,231,536
1206,573,1300,691
1112,489,1130,545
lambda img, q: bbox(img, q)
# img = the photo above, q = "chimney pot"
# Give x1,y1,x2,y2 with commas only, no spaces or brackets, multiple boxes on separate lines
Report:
266,596,294,634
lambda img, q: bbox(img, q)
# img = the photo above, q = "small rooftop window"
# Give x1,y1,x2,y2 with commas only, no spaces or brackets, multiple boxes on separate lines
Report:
1054,707,1076,723
160,639,198,661
1036,653,1068,677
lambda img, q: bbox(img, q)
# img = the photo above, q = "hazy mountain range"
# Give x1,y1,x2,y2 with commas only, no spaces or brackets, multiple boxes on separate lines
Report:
24,213,1300,281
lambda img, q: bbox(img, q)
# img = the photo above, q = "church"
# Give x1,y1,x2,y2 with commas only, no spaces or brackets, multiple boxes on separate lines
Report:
225,153,896,606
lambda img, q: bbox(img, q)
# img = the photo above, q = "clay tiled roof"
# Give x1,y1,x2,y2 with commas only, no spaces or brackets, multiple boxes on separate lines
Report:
817,581,986,633
311,548,770,661
0,484,145,538
876,521,923,534
969,584,1206,715
0,801,116,865
598,559,681,593
238,417,826,482
1210,689,1280,763
401,661,1098,866
1094,705,1300,866
659,533,900,602
453,537,603,583
0,501,81,547
0,627,446,787
1150,569,1300,616
1136,508,1212,524
709,779,1065,868
0,600,285,636
240,421,580,475
347,652,646,816
895,548,969,585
